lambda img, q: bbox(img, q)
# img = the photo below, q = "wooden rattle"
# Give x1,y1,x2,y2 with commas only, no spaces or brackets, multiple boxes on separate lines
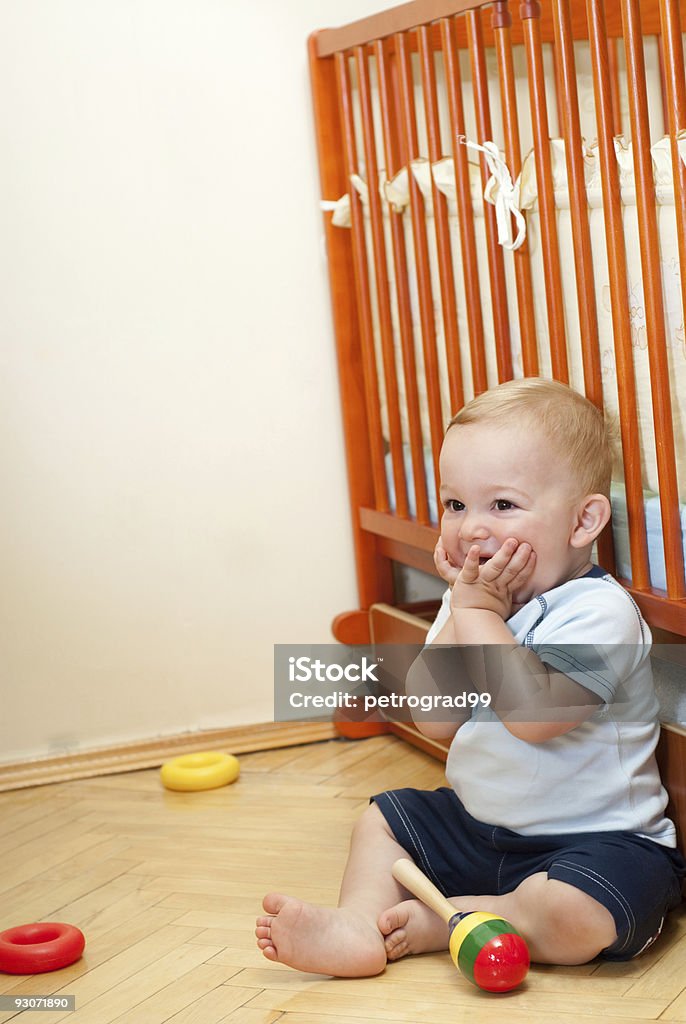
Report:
392,858,529,992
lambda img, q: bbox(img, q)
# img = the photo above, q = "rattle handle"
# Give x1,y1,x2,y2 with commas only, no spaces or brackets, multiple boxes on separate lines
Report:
392,858,454,925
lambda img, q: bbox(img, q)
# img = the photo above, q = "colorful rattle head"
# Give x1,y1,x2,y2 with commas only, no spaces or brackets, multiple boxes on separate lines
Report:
448,910,530,993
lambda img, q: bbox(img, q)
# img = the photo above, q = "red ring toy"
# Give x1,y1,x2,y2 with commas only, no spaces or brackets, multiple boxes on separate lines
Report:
0,923,85,974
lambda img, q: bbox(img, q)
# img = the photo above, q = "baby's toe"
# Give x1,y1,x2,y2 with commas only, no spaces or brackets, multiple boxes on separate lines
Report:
262,892,289,915
385,933,410,960
378,904,410,936
384,925,407,950
255,924,271,940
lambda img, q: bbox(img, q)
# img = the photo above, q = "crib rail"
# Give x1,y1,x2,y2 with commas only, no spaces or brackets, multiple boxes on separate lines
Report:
315,0,683,55
309,0,686,633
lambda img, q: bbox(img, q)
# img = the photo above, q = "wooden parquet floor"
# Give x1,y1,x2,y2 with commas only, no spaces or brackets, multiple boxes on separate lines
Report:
1,735,685,1023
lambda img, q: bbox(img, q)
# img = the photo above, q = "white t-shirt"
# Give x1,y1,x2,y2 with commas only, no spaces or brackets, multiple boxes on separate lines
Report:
427,567,676,846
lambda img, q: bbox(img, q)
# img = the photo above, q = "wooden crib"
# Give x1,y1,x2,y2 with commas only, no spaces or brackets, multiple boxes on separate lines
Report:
308,0,686,847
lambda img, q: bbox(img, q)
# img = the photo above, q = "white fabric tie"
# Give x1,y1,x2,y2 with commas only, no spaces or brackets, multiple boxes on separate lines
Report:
460,137,526,251
320,174,370,228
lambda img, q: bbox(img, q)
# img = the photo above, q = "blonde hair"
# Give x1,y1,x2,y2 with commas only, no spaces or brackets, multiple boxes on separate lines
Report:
448,378,616,498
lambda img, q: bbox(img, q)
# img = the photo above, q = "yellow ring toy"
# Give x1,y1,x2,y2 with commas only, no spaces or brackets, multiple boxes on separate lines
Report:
160,752,240,791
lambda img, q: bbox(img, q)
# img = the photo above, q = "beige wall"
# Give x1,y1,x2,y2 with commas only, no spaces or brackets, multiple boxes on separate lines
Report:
0,0,386,762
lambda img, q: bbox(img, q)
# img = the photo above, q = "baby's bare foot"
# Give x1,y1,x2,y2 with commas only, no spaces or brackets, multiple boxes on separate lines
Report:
378,898,449,960
255,893,387,977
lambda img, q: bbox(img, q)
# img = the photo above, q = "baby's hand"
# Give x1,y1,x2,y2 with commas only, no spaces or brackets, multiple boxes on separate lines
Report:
434,539,460,586
451,538,536,619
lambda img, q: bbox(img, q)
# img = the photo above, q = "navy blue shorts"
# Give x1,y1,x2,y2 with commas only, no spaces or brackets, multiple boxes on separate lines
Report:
371,787,686,961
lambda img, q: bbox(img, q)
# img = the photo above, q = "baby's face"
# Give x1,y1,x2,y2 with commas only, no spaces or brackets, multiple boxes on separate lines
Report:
439,421,587,606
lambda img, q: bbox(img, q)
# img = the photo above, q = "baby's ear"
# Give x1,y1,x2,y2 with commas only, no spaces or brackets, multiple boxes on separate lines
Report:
570,494,612,548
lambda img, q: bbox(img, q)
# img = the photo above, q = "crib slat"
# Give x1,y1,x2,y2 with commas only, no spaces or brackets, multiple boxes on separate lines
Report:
551,0,615,572
549,39,565,136
466,8,513,383
418,24,464,417
335,52,390,513
395,29,445,508
586,0,650,593
440,16,489,397
550,1,603,405
375,38,432,525
606,37,623,136
658,0,686,394
355,45,410,519
621,0,685,598
520,1,569,383
492,1,538,375
656,34,670,137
